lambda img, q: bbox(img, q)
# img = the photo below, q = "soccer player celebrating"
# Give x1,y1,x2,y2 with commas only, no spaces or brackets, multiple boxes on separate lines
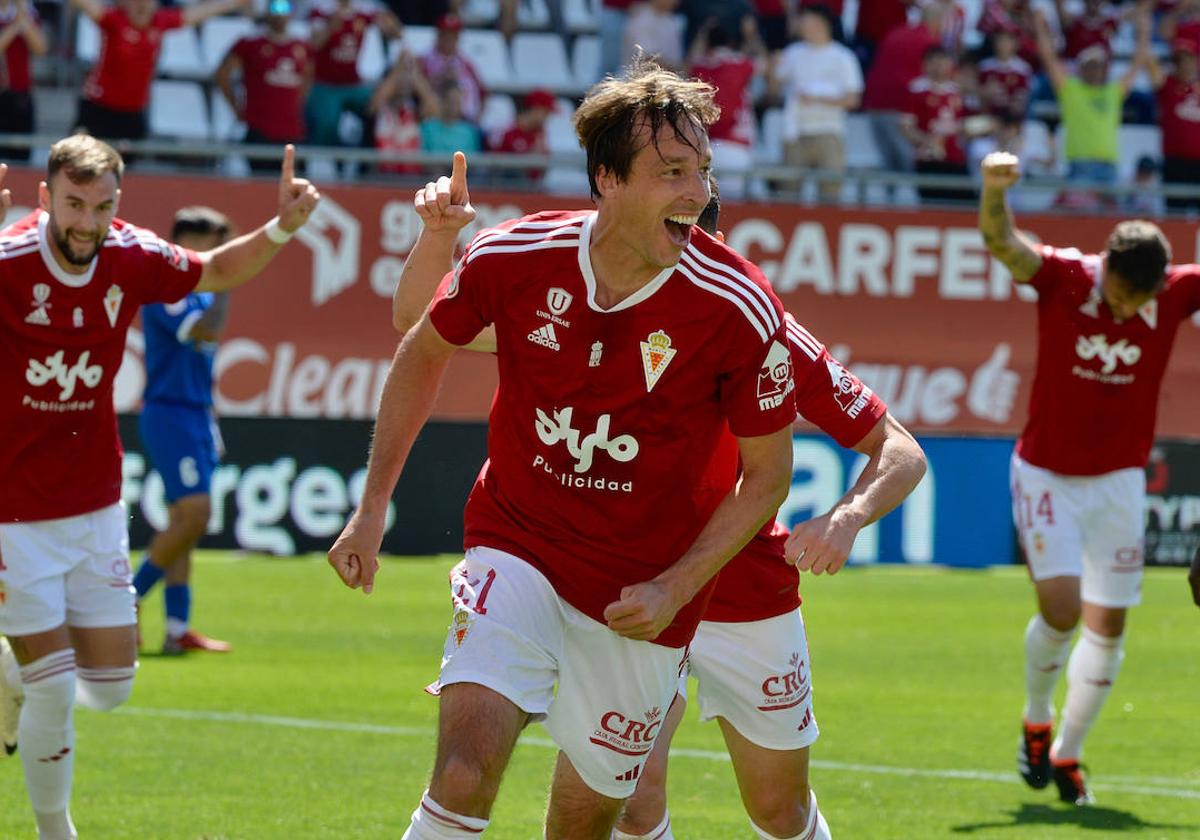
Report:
329,62,797,839
131,207,237,655
979,150,1200,805
393,179,927,840
0,135,318,840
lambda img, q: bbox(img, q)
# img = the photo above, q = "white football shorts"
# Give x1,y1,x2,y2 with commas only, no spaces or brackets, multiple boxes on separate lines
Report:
687,609,819,750
434,546,685,799
0,502,136,636
1010,453,1145,608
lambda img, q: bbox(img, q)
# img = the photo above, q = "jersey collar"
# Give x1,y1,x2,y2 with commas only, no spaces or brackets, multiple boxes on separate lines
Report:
38,211,98,288
576,211,676,313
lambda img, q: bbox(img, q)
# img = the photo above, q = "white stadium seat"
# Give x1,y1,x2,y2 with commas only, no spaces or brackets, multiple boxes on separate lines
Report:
75,14,99,63
210,88,244,142
149,80,211,140
545,98,578,154
563,0,599,33
1117,124,1162,181
479,93,517,138
459,29,513,90
517,0,552,29
200,16,255,73
395,25,435,62
460,0,499,26
572,34,601,90
511,32,574,94
158,28,205,78
754,107,784,165
844,113,884,169
357,26,388,82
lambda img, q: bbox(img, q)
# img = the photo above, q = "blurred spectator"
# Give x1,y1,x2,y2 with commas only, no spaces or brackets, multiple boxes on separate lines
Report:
623,0,686,72
420,81,481,155
1160,0,1200,45
601,0,638,77
774,4,861,202
976,29,1033,117
417,13,485,123
968,111,1025,173
689,17,764,198
1145,37,1200,211
370,48,437,173
852,0,912,68
978,0,1039,66
490,88,556,184
1053,0,1120,60
306,0,403,148
863,2,944,176
932,0,966,54
216,0,312,173
680,0,755,49
1034,8,1148,185
752,0,790,52
901,44,974,203
1124,154,1164,215
0,0,47,161
71,0,247,143
389,0,457,26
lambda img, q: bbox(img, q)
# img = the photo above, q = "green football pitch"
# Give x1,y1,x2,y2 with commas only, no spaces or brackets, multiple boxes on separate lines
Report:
2,554,1197,839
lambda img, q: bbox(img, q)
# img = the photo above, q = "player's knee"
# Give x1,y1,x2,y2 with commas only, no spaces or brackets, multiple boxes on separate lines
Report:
747,788,810,839
20,653,77,726
75,666,136,712
430,754,498,813
618,785,667,835
175,499,212,541
1041,603,1080,633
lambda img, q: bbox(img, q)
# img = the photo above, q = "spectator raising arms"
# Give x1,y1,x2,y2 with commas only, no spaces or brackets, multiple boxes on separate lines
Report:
417,13,484,123
978,0,1039,67
305,0,403,148
370,49,437,174
216,0,313,173
1145,37,1200,211
0,0,47,162
72,0,250,143
1053,0,1121,60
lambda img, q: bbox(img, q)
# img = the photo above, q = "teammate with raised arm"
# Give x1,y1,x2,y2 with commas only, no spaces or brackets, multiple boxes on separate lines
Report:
979,151,1200,805
0,135,318,840
394,175,926,840
329,62,797,839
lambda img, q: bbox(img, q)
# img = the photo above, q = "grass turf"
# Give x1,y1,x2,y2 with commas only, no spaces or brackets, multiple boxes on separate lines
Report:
1,554,1197,839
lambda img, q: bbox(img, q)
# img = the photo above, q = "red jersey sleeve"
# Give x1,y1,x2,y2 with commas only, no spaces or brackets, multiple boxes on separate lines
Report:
786,316,887,447
113,221,202,304
427,229,497,346
154,7,184,30
1028,245,1095,300
99,7,122,33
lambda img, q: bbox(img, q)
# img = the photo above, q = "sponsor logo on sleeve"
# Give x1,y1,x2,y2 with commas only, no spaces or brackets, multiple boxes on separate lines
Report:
825,359,872,418
757,340,795,410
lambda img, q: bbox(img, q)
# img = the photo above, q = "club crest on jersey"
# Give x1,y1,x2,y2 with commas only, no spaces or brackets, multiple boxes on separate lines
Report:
589,341,603,368
757,340,795,410
103,284,124,328
546,287,573,316
640,330,676,392
25,283,51,325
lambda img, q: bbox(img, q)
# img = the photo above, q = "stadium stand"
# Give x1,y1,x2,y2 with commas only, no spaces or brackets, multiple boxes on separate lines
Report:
149,79,211,140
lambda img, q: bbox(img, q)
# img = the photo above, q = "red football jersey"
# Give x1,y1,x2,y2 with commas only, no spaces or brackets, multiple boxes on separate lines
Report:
1158,74,1200,160
1016,247,1200,476
904,77,966,164
0,212,201,523
1064,12,1119,59
0,1,37,92
82,7,184,111
309,1,376,85
428,211,797,647
705,314,887,623
690,51,756,147
232,35,311,141
977,56,1033,117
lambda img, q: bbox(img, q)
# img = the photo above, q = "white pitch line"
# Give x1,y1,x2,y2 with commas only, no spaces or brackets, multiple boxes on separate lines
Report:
115,706,1200,801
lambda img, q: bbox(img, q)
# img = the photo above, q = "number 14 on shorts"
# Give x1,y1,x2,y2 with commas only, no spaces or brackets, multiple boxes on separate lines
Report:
452,564,497,615
1016,490,1055,531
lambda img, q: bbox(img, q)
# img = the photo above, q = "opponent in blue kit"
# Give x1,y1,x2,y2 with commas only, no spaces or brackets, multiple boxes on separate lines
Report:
132,207,235,655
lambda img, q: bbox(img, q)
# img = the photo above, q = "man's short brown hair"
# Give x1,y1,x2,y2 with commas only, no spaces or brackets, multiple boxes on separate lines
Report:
573,59,720,199
47,134,124,186
1106,220,1171,294
172,206,233,243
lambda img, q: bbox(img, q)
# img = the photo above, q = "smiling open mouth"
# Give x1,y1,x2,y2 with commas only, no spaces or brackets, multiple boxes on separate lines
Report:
664,214,698,247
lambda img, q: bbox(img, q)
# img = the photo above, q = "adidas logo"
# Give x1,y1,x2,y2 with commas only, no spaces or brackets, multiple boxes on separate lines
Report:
615,765,641,782
527,322,560,351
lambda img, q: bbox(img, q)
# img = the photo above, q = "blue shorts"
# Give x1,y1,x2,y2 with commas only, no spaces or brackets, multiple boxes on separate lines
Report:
139,402,221,503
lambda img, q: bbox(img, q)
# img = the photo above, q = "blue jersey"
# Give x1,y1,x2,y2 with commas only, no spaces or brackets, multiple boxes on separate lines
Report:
142,293,217,407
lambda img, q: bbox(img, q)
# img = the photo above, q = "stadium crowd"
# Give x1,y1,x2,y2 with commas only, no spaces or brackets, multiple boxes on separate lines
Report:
2,0,1199,204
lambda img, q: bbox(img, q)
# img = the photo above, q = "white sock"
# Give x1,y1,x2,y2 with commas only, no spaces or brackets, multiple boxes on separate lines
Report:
751,790,831,840
165,618,188,639
403,790,489,839
1023,614,1074,724
18,651,78,840
75,666,136,712
1053,627,1124,762
613,811,673,839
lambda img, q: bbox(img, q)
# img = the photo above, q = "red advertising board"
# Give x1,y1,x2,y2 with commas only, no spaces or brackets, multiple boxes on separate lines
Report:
6,167,1199,436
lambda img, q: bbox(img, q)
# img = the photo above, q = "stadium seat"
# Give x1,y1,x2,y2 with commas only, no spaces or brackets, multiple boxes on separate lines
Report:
157,28,206,78
75,14,99,63
844,113,884,169
572,34,601,90
460,0,499,26
287,20,311,41
544,165,590,196
459,29,514,91
479,93,517,139
1020,119,1055,174
518,0,552,29
545,98,579,154
754,107,784,165
1117,124,1162,180
394,25,435,62
201,16,255,73
209,89,244,142
149,80,211,140
512,32,574,94
563,0,599,33
357,26,388,81
960,0,985,48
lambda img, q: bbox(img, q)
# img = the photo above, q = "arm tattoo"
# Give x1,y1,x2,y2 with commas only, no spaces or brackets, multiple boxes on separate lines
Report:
979,187,1041,281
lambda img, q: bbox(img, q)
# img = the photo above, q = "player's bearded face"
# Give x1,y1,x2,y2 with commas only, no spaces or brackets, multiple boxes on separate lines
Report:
45,172,119,267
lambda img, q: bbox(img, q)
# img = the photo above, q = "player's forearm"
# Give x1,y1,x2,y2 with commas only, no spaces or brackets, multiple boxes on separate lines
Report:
394,228,458,333
835,417,926,530
195,224,291,292
979,185,1040,281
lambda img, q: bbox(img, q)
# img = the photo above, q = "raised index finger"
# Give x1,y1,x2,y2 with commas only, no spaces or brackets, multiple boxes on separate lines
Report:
450,151,468,197
280,144,295,186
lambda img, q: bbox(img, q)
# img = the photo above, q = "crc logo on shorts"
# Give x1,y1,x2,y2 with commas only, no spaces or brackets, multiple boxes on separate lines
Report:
589,706,662,756
825,358,871,418
1112,546,1143,574
535,407,639,473
1075,334,1141,374
757,340,795,411
757,652,810,712
24,349,103,411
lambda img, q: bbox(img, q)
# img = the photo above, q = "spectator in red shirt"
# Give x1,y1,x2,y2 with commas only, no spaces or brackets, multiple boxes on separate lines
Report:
853,0,912,68
978,0,1040,67
71,0,247,143
863,2,944,174
1160,0,1200,45
489,88,556,184
1146,38,1200,210
0,0,46,162
977,29,1033,117
216,0,313,173
306,0,403,148
370,47,437,174
417,13,485,123
1053,0,1121,60
901,44,974,203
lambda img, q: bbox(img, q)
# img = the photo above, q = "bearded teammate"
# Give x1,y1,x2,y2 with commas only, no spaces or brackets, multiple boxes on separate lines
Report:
393,179,927,840
0,135,319,840
980,151,1200,805
328,63,797,839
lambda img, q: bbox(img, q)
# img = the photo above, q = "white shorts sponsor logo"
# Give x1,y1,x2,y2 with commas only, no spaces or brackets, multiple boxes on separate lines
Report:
758,652,809,712
757,339,795,410
589,706,663,756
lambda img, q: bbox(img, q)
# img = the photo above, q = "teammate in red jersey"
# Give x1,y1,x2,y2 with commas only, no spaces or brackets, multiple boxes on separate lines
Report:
392,178,927,840
979,151,1200,806
0,135,319,840
329,62,797,839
